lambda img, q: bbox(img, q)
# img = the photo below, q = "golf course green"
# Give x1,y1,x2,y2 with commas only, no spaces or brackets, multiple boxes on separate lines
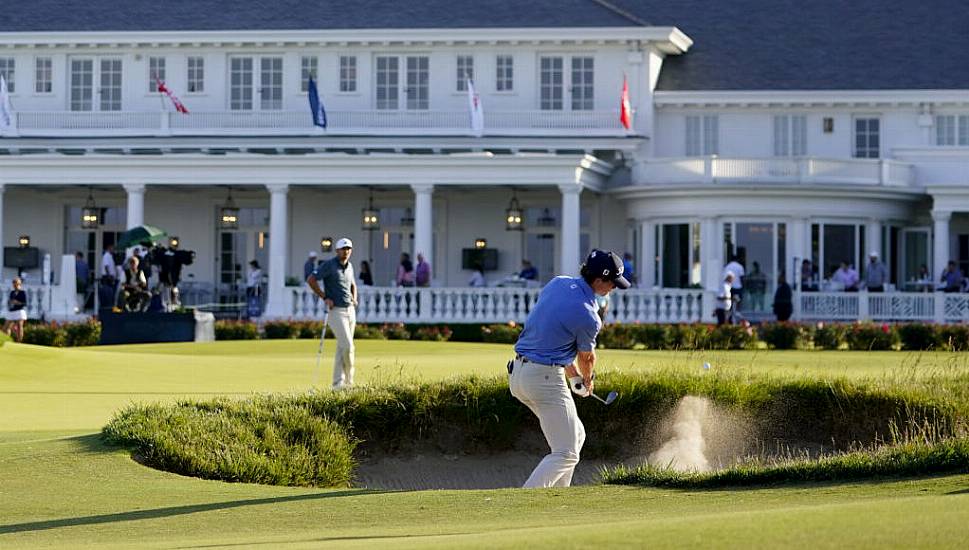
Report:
2,340,968,548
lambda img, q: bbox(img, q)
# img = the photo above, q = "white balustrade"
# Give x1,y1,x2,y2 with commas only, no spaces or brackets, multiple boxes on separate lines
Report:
13,110,630,138
636,157,915,187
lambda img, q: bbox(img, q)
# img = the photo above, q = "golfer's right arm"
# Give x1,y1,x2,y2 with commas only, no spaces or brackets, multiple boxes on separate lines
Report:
307,274,326,301
566,350,596,393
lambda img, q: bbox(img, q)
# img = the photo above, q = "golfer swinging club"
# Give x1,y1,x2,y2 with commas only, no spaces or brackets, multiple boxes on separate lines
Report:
509,249,629,487
307,238,358,389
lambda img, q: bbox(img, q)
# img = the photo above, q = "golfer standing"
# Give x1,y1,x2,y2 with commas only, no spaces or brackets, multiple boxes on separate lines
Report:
307,238,358,389
509,249,629,488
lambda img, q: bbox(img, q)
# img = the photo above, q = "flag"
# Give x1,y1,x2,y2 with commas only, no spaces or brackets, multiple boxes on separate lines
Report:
0,74,13,131
467,79,484,137
308,75,327,129
156,79,189,114
619,74,632,130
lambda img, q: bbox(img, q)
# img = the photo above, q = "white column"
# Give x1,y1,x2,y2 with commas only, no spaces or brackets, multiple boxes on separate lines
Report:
933,210,951,283
640,220,655,288
0,183,5,282
867,219,882,263
411,183,434,278
559,184,582,276
124,183,146,229
265,184,290,318
788,218,809,289
700,217,719,291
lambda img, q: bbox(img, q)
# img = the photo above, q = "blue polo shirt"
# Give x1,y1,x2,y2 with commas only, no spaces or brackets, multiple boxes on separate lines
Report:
514,276,601,366
312,257,356,308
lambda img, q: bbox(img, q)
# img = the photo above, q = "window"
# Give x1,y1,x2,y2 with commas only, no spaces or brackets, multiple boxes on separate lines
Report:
540,56,564,110
0,58,14,92
186,56,204,93
686,115,719,156
570,56,594,111
229,57,253,110
935,115,969,146
148,57,165,92
339,55,356,92
300,56,317,93
773,115,807,156
35,57,52,94
375,56,399,109
496,55,513,91
853,117,880,158
259,57,283,110
456,55,474,91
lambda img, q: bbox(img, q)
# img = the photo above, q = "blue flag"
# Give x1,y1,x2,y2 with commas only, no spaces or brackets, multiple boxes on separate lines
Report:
308,76,327,129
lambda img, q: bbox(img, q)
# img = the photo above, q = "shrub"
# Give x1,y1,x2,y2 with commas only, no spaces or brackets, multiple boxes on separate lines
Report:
447,324,486,342
354,324,386,340
23,322,66,347
597,324,640,349
63,320,102,347
813,322,848,350
706,323,756,350
759,322,809,350
639,324,673,350
296,321,326,339
845,322,899,351
381,323,411,340
263,320,299,339
669,323,713,350
412,325,453,342
898,323,942,351
214,320,259,340
938,324,969,352
481,322,522,344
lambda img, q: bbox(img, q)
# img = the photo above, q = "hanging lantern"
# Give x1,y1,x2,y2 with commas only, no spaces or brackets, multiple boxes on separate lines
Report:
537,208,556,227
81,189,100,229
18,235,31,248
400,207,415,227
474,238,488,249
505,190,524,231
220,187,239,229
321,236,333,252
362,190,380,231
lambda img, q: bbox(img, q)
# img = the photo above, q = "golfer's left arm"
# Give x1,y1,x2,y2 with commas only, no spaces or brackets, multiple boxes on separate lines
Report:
351,280,358,307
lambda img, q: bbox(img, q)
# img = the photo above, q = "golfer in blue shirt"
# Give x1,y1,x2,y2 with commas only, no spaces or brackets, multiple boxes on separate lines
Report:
510,249,630,487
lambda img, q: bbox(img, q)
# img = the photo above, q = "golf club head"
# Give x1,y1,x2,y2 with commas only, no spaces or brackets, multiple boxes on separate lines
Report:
604,390,618,405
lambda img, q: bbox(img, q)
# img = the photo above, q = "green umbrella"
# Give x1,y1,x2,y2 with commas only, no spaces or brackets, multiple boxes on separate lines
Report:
117,225,168,249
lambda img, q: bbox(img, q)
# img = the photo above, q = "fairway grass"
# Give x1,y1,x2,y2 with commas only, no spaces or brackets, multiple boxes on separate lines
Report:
2,341,969,548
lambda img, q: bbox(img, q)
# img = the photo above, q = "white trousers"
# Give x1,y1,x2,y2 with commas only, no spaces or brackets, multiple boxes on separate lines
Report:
327,306,356,388
509,358,586,488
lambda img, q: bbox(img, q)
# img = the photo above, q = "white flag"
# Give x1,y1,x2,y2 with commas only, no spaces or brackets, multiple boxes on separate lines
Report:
467,79,484,137
0,75,12,132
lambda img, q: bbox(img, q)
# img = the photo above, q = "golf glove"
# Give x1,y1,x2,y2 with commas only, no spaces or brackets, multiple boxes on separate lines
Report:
569,373,594,397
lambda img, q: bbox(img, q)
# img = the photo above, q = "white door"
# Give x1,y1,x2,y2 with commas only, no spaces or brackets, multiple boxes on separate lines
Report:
374,55,429,110
539,55,594,111
229,56,283,111
69,57,122,111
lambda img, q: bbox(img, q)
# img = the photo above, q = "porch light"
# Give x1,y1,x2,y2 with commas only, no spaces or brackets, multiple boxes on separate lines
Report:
81,189,100,228
537,208,556,227
18,235,30,248
474,238,488,249
400,208,414,227
170,236,180,248
220,187,239,229
505,190,524,231
321,236,333,252
362,190,380,231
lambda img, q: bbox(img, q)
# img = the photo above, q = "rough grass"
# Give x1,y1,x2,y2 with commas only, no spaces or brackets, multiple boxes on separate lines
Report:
101,369,969,487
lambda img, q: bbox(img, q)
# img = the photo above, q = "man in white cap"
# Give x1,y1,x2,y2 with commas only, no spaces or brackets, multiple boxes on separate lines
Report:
303,250,319,282
864,251,888,292
307,238,358,389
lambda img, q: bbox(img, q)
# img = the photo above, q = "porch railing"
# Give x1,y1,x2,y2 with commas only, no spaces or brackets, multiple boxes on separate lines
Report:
290,286,709,324
795,291,967,323
634,157,916,187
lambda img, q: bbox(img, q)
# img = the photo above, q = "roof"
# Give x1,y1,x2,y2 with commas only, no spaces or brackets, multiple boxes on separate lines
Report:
608,0,969,91
0,0,640,32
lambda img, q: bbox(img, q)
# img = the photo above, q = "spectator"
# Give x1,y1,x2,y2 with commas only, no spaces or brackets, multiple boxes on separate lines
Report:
119,256,150,312
622,252,636,286
941,261,963,293
468,263,487,287
831,262,852,289
800,259,818,291
519,259,538,280
714,272,734,326
5,277,27,342
396,253,416,287
918,264,930,282
246,260,262,298
721,256,745,314
772,273,793,321
303,251,318,282
416,252,431,287
75,252,89,295
358,260,374,286
845,263,860,291
99,244,117,311
864,251,888,292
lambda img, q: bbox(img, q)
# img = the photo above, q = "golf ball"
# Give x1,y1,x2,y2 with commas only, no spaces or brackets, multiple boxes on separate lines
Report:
703,362,711,370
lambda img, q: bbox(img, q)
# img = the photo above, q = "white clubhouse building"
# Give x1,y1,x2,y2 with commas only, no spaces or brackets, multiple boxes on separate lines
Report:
3,0,969,323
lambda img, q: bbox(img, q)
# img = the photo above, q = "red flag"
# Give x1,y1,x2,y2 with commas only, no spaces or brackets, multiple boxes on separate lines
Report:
619,75,632,130
157,79,189,114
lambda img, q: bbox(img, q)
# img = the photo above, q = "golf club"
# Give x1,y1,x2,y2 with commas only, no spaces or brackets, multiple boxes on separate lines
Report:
314,305,330,388
592,390,618,405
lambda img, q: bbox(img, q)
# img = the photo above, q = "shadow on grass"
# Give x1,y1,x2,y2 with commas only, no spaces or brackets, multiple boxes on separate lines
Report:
0,490,392,535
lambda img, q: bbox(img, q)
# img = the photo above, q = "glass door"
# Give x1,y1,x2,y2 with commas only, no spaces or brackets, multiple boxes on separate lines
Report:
229,57,283,111
375,55,429,111
540,55,594,111
901,228,931,290
69,57,122,111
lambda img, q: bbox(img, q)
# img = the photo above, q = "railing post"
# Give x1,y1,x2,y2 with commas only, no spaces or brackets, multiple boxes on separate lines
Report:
858,290,870,321
879,159,890,185
935,292,946,324
159,111,171,136
704,157,714,184
417,288,433,322
797,158,810,183
793,289,802,321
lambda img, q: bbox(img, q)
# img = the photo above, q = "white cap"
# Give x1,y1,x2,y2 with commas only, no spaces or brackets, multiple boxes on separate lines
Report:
869,251,879,258
336,237,353,249
308,251,317,257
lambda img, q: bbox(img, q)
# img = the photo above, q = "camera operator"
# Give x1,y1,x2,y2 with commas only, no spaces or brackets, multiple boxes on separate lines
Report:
154,238,195,311
119,255,150,312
